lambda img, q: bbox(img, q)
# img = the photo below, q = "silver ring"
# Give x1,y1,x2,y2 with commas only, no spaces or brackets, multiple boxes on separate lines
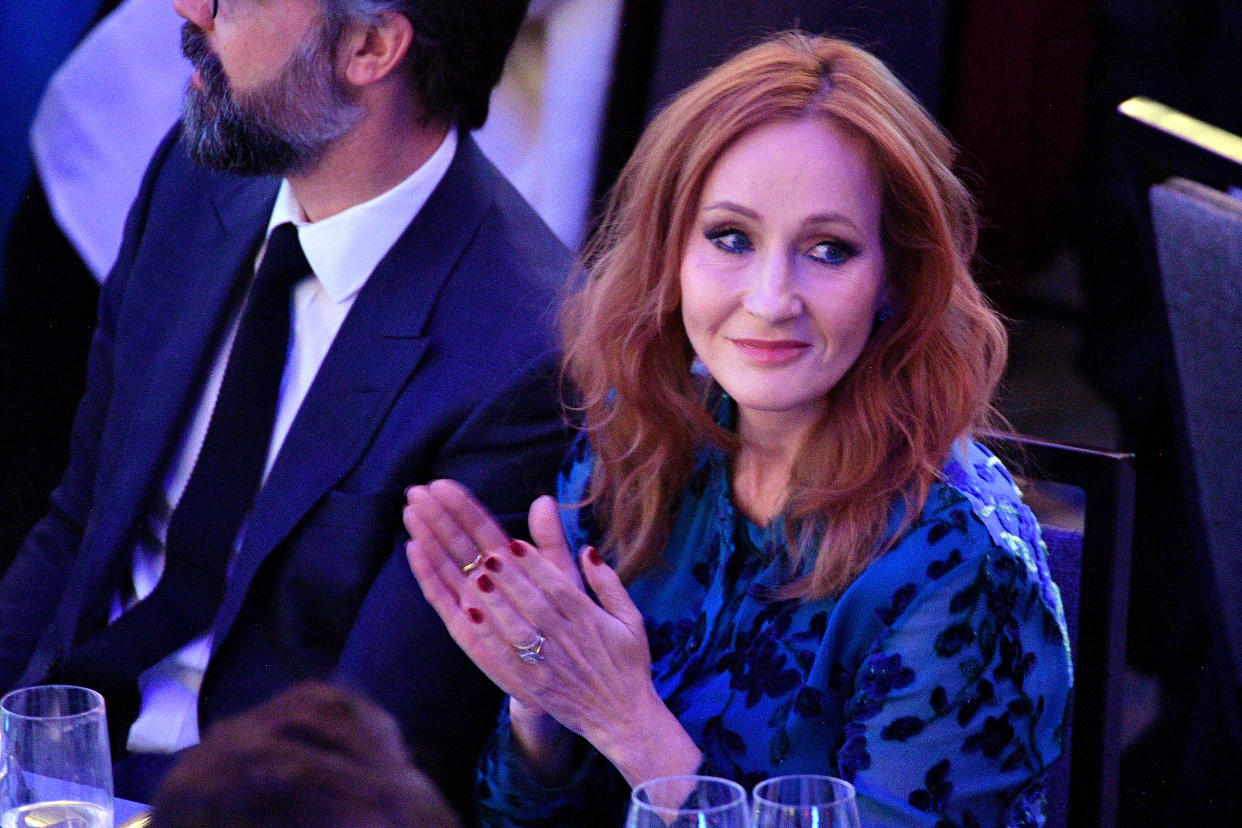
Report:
461,552,484,575
513,630,546,664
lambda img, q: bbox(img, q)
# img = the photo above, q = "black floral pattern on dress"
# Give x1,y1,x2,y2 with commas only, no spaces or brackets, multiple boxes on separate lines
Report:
477,432,1072,828
910,758,954,812
837,720,871,781
865,518,1062,822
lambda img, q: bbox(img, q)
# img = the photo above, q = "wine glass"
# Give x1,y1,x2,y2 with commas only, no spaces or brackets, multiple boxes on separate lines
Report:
751,775,860,828
626,775,751,828
1,685,114,828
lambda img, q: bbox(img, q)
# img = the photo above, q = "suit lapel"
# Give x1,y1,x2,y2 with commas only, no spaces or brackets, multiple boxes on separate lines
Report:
103,175,277,544
215,138,496,638
30,170,279,673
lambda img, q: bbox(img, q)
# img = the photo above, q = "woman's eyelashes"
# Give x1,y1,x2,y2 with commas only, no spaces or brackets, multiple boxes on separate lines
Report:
806,239,858,265
704,222,860,266
705,226,753,254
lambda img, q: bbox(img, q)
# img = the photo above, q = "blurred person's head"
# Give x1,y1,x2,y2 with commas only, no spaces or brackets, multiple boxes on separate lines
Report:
150,681,461,828
564,33,1006,598
175,0,529,173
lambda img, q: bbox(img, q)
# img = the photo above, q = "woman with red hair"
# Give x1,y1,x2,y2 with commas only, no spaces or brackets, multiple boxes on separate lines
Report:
404,33,1071,827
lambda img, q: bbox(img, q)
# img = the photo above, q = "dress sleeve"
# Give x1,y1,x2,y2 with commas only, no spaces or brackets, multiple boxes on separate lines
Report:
475,701,630,827
840,538,1072,828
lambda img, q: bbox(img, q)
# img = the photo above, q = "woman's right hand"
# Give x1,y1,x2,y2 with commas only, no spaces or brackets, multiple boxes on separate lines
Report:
402,481,583,779
403,480,702,788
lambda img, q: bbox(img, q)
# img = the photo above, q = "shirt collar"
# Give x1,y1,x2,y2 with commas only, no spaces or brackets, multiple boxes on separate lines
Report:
265,126,459,303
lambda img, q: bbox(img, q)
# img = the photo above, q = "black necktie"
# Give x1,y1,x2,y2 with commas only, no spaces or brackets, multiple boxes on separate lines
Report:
53,223,310,731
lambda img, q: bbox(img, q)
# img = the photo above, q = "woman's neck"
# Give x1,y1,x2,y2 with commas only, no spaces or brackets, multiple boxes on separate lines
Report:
731,412,812,526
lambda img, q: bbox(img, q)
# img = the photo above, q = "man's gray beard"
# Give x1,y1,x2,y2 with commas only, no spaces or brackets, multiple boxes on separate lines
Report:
181,24,362,177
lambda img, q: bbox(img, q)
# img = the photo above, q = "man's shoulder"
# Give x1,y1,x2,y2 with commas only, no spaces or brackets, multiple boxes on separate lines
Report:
417,136,572,341
440,135,572,280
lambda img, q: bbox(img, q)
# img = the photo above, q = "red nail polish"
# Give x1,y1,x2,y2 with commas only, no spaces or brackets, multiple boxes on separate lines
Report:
587,546,602,566
483,556,502,573
508,539,527,557
476,575,495,593
467,608,484,624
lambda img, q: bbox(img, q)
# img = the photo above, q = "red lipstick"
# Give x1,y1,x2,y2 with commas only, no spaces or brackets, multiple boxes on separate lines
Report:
729,338,810,365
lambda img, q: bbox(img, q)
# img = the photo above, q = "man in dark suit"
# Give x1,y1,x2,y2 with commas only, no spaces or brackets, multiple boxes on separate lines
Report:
0,0,568,811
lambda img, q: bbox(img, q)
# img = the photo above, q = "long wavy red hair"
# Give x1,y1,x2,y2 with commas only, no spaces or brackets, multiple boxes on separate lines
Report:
562,33,1006,598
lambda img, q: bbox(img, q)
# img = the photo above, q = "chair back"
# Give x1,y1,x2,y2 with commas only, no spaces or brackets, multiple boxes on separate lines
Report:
986,433,1135,828
1150,177,1242,687
1039,525,1081,828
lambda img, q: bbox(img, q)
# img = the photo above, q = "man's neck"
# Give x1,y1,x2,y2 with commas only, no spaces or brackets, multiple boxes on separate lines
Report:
286,98,450,223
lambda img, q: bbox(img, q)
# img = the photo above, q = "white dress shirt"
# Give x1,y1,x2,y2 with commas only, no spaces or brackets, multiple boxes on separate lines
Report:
120,128,459,754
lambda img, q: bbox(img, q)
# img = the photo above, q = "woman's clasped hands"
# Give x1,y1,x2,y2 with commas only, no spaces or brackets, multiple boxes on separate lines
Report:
402,480,702,785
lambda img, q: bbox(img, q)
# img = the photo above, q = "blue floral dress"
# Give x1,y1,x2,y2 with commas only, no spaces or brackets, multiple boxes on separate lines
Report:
477,423,1073,827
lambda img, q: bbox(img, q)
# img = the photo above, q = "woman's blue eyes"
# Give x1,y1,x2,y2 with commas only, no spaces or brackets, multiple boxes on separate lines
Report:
706,228,753,254
807,240,857,265
704,228,857,264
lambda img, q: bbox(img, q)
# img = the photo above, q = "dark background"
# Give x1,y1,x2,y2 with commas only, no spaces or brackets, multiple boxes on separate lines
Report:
4,1,1240,823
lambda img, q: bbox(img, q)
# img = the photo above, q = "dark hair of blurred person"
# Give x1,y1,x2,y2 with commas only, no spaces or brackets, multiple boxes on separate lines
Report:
149,681,461,828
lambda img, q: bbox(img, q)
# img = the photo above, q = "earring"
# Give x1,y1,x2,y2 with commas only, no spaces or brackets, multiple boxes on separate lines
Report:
875,305,894,325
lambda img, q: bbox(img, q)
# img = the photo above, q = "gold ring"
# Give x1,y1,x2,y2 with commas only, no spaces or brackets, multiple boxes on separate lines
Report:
513,630,546,664
461,553,484,575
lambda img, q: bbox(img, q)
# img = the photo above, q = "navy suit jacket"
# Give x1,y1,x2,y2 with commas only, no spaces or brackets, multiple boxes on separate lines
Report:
0,126,572,808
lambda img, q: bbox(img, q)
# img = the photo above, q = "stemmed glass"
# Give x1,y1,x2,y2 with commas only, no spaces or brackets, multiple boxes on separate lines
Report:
0,685,114,828
626,775,751,828
751,775,860,828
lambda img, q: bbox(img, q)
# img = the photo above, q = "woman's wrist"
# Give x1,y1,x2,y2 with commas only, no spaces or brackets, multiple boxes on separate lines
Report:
591,691,703,788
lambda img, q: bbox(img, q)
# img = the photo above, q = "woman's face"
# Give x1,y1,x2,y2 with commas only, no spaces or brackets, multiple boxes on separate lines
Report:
679,116,887,437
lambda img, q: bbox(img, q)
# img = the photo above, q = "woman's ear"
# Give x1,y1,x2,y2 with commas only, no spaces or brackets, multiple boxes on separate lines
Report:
341,11,414,88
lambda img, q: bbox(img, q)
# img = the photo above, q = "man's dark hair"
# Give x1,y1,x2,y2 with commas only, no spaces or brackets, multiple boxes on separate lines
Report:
329,1,531,129
149,681,462,828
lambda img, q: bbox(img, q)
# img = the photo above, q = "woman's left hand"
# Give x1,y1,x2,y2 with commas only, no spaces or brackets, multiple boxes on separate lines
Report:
403,480,701,785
